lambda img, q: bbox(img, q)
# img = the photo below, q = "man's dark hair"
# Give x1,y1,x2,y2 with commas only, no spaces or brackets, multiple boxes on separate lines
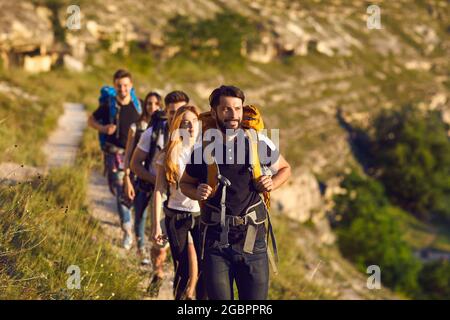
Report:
209,85,245,110
113,69,132,82
164,90,190,106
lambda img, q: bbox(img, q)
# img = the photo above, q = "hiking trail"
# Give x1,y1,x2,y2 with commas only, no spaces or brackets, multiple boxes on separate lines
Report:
42,102,173,299
88,171,173,300
43,103,87,169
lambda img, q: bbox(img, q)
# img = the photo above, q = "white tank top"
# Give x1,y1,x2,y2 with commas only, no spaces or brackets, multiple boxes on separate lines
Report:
157,147,200,214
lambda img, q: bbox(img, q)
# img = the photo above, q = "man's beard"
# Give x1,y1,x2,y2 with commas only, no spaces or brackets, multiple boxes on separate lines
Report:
117,91,129,100
216,117,241,134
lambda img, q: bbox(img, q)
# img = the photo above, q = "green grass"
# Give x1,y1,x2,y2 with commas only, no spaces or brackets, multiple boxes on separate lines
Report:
400,216,444,252
268,213,330,299
0,66,106,166
0,85,60,166
268,213,396,300
0,161,140,299
393,209,450,253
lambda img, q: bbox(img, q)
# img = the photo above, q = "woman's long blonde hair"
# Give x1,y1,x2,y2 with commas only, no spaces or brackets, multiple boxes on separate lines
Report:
164,105,200,185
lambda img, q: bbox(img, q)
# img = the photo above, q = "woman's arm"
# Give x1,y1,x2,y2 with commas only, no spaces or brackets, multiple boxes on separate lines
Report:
123,128,136,200
152,161,168,244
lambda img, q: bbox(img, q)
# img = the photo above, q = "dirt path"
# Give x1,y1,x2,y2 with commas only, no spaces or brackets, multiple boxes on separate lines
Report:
88,171,173,300
0,102,85,183
41,102,173,299
43,103,87,169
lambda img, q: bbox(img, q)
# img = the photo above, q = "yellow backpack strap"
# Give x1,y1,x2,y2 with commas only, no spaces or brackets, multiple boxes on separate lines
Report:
246,129,278,273
245,129,270,209
245,129,262,179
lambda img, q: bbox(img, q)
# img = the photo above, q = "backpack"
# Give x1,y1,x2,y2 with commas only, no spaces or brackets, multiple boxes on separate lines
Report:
198,105,278,273
97,85,142,149
198,104,270,208
136,110,168,193
146,110,168,170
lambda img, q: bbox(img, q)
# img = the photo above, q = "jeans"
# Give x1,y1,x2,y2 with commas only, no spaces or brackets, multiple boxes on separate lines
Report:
105,153,131,225
203,237,269,300
134,189,151,249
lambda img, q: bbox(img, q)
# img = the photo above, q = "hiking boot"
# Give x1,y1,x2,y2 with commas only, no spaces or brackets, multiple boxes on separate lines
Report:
147,273,164,298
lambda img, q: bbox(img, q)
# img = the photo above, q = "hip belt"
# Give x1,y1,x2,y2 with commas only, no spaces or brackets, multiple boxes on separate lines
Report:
163,203,198,254
201,199,268,255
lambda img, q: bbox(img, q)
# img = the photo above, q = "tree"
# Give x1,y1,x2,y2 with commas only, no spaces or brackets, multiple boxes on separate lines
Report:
334,171,421,294
417,260,450,299
372,105,450,222
166,11,259,66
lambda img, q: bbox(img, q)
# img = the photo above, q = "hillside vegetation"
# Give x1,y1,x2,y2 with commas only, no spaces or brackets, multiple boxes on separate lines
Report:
1,0,449,299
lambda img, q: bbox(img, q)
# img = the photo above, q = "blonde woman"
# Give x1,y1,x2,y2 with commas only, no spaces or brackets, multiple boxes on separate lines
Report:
152,105,206,300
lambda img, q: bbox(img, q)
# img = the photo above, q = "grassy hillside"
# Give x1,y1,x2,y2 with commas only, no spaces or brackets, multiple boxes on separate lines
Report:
0,56,399,299
0,138,141,299
1,0,449,299
269,212,397,299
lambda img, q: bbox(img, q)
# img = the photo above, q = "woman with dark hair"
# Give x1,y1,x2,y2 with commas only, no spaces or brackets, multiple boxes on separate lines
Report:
123,91,162,263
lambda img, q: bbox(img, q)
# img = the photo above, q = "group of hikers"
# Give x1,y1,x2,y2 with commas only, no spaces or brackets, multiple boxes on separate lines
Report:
88,69,291,300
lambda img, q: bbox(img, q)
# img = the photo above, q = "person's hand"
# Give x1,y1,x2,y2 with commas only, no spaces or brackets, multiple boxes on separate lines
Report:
123,175,135,200
103,124,117,135
254,175,273,192
151,223,165,246
196,183,213,201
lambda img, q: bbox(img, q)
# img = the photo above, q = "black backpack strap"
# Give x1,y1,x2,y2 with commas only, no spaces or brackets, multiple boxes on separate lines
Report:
133,122,145,149
145,122,161,170
216,171,231,249
108,97,121,142
145,116,167,170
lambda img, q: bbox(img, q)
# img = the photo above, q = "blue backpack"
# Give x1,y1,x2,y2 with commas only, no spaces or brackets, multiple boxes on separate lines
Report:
98,85,142,149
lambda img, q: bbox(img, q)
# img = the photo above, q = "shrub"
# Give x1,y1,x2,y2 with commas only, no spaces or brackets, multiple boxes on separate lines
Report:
334,171,421,294
371,105,450,222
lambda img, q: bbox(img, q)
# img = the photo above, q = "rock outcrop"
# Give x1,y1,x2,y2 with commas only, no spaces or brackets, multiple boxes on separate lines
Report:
0,2,54,72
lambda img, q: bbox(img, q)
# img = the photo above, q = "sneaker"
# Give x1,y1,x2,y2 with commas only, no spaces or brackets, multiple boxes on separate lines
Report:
121,222,133,250
147,273,163,298
138,247,150,265
123,233,133,250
